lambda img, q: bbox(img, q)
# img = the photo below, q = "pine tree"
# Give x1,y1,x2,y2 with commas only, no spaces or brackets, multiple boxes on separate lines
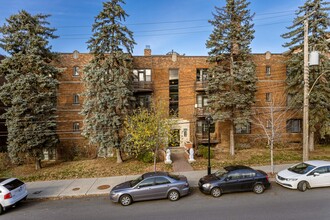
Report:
0,10,59,170
282,0,330,148
81,0,135,163
206,0,257,156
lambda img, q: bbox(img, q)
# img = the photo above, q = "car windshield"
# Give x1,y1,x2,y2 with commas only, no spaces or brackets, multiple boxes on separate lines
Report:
130,175,143,187
214,170,228,178
288,163,316,174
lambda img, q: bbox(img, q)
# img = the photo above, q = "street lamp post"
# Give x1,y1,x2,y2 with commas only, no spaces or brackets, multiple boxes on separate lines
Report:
206,115,213,175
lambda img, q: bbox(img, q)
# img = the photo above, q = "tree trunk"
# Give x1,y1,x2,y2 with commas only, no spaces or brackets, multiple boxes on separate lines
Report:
230,122,235,156
309,131,314,151
153,149,158,172
270,139,274,174
116,148,123,163
35,158,42,170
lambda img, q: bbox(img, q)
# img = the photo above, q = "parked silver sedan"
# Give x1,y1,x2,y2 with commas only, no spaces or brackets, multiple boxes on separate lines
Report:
110,171,190,206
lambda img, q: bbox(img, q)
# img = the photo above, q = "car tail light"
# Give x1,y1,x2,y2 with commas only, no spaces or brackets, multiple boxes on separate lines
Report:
4,192,12,200
266,176,269,182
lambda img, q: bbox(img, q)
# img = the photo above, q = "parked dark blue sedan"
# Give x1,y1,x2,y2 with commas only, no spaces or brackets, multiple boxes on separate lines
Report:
198,165,271,197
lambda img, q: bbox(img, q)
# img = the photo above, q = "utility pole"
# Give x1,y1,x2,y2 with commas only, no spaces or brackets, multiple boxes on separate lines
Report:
303,18,309,162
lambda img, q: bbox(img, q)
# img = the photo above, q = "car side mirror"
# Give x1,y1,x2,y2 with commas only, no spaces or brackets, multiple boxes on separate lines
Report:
313,172,320,177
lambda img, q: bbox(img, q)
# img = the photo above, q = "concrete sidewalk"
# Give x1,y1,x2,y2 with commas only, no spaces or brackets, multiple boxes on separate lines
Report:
25,164,291,200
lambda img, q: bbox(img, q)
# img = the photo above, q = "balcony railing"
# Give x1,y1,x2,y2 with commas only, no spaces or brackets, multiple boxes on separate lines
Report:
195,107,209,117
133,81,153,92
195,81,208,91
196,133,218,144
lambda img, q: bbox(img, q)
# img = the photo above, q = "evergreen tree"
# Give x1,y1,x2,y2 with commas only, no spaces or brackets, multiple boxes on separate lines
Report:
206,0,257,155
0,10,59,170
282,0,330,147
81,0,135,162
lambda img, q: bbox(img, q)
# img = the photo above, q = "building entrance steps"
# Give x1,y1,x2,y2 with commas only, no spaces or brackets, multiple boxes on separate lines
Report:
170,148,194,172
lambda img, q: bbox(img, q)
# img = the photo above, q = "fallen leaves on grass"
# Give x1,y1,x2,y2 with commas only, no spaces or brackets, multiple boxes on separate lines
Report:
0,157,172,182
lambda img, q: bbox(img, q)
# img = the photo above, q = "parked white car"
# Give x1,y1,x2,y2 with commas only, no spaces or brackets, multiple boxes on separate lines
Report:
0,178,28,214
276,160,330,192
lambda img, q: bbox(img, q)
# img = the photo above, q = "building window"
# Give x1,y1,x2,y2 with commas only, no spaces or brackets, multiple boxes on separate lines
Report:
169,69,179,117
73,66,79,76
266,93,272,102
73,94,79,104
133,69,152,82
287,94,293,106
197,120,215,134
136,95,151,108
196,95,208,108
196,68,208,82
286,119,302,133
235,123,251,134
73,122,80,132
266,66,271,76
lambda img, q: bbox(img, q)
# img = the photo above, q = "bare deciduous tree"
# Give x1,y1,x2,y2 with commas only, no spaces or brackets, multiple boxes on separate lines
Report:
251,82,300,173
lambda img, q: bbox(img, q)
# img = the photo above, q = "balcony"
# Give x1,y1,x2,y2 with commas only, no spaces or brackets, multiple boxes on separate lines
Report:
133,81,153,92
195,107,209,117
196,133,219,144
195,81,208,91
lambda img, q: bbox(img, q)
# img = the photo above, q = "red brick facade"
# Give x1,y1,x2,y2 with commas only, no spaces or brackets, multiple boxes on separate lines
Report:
55,49,302,157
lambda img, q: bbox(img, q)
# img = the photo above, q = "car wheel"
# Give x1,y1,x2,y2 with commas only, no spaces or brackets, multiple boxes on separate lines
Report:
211,187,222,197
0,205,3,215
253,184,264,194
119,194,132,206
297,181,308,192
168,190,180,201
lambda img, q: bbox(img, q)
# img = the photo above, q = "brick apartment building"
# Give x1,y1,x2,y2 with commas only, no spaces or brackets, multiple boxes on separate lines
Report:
55,48,302,156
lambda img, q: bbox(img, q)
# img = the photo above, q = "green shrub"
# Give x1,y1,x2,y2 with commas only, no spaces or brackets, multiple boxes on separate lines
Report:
0,153,12,172
197,146,214,159
138,151,155,163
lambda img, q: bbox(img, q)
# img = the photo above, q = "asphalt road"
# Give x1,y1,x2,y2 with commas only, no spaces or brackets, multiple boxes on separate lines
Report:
2,183,330,220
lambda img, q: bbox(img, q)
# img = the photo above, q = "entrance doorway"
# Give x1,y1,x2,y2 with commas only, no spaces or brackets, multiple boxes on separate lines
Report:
169,129,180,147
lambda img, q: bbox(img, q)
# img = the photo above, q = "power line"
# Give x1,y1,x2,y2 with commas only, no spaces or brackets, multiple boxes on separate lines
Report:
55,9,296,29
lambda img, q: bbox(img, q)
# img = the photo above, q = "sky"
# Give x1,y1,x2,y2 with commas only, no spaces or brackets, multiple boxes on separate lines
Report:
0,0,313,56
